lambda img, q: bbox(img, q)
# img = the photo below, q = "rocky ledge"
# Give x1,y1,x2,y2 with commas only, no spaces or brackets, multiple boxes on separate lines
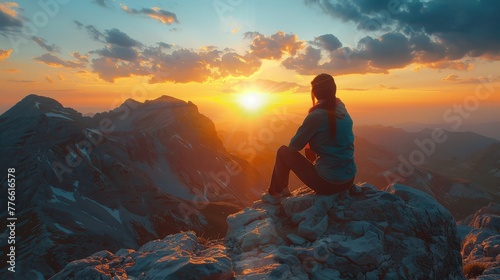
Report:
51,183,465,279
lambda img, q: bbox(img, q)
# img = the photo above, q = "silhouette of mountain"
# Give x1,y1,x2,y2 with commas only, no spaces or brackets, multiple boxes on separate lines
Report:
0,94,262,278
394,121,500,141
354,125,498,162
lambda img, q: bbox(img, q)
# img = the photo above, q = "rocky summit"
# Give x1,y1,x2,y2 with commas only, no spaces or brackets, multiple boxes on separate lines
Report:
52,183,465,279
459,203,500,279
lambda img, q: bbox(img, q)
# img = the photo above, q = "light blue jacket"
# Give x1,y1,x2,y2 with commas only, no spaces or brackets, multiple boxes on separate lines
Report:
289,100,356,183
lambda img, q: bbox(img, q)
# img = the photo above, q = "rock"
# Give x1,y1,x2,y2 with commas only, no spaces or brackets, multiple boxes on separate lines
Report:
287,233,306,246
51,232,233,280
225,183,465,279
461,203,500,279
52,183,466,279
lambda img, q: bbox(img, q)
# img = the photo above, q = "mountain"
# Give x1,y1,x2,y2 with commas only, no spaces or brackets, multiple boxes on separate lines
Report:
354,125,498,163
52,183,466,279
353,124,500,217
0,94,262,279
433,142,500,193
385,165,500,220
394,121,500,141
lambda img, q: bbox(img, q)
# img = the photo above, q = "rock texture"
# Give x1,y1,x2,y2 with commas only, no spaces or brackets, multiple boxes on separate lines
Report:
54,183,466,279
459,203,500,279
51,231,233,280
226,183,465,279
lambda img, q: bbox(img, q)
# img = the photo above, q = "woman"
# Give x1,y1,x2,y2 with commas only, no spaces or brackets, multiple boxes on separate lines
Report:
262,73,356,204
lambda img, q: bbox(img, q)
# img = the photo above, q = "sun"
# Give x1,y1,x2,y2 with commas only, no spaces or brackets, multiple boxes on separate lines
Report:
237,92,267,111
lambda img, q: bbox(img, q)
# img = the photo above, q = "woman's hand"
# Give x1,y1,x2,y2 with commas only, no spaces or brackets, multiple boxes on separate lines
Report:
305,144,316,162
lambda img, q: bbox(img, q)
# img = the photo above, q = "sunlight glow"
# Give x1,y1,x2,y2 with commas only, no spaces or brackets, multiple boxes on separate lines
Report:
237,92,267,111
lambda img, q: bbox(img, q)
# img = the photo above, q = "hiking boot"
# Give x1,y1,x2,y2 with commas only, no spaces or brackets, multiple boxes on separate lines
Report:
261,188,292,204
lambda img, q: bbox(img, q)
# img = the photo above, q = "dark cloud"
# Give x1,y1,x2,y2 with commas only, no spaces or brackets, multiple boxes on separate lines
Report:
93,0,107,8
244,31,305,60
31,36,61,53
78,26,142,62
357,32,412,69
34,53,86,68
158,42,172,49
105,28,142,48
307,0,500,61
0,2,23,32
122,6,178,24
93,45,139,61
283,43,387,75
311,34,342,51
75,21,105,42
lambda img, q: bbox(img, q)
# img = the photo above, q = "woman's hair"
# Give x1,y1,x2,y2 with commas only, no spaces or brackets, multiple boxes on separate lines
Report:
311,73,337,138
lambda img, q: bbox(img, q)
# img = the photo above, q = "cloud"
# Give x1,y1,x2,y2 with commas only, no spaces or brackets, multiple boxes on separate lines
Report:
226,79,310,94
91,56,149,82
72,51,89,63
157,42,172,49
311,34,342,51
75,21,105,42
7,79,34,83
34,53,86,68
93,0,107,8
0,49,12,60
82,25,266,83
93,45,139,61
31,36,61,52
377,84,399,90
122,6,178,24
1,68,19,72
442,74,500,84
442,74,460,82
307,0,500,61
0,2,23,32
357,33,412,69
104,28,142,48
89,28,142,61
244,31,305,60
45,75,53,83
214,52,261,78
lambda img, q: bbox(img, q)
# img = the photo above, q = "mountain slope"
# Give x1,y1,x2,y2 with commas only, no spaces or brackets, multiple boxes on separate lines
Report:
0,94,261,279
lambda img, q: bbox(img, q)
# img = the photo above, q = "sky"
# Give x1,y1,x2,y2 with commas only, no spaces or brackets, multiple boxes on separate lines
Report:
1,0,499,128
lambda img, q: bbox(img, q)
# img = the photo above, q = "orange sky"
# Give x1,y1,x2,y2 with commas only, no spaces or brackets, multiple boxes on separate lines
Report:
1,1,499,128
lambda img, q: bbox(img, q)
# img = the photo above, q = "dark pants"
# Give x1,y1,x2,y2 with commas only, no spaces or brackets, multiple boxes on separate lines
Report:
269,145,354,195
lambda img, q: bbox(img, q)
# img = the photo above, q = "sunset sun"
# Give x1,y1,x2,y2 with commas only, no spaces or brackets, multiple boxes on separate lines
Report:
237,92,267,111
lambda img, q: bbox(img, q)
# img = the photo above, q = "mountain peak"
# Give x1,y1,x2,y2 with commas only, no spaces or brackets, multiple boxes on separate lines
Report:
1,94,65,119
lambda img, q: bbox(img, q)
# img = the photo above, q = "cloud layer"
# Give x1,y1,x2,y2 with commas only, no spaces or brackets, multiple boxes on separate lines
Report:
122,6,178,24
0,49,12,60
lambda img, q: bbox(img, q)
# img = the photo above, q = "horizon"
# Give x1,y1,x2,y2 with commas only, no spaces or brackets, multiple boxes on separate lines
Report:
1,0,499,128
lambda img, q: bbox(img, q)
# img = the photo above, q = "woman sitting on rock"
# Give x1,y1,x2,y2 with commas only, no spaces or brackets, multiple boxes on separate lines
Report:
262,73,356,204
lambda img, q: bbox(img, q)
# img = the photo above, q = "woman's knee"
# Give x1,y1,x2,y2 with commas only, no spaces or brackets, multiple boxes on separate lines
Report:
277,145,290,156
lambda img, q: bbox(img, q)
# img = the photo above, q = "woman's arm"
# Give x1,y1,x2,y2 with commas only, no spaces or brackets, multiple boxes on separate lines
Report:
288,111,322,152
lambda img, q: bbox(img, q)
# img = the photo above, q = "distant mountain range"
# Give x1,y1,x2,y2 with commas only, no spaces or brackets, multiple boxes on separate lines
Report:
0,94,262,278
394,121,500,141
